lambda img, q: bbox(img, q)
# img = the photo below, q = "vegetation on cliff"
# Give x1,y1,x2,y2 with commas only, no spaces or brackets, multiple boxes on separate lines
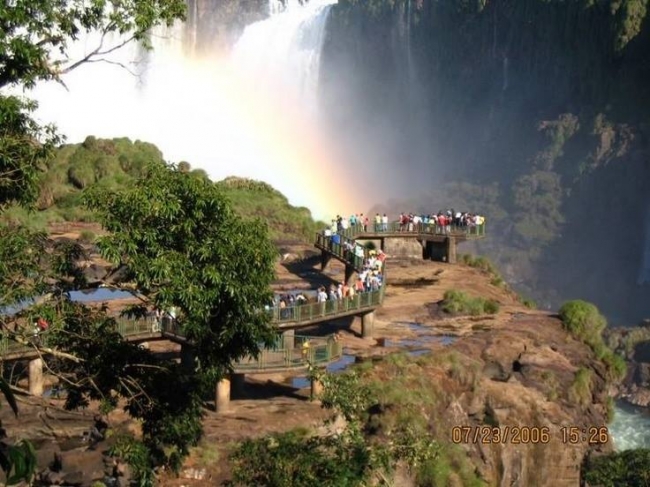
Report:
559,300,627,381
441,289,500,316
231,357,484,487
583,448,650,487
1,136,323,243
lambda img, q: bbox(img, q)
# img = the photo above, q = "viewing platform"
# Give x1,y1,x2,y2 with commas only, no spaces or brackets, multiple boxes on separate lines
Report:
2,218,483,408
315,221,485,281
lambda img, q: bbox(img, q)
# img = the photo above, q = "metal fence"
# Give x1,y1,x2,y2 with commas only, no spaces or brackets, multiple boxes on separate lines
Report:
234,335,343,371
326,221,486,239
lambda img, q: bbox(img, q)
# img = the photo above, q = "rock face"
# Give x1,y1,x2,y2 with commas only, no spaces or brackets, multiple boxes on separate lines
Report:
370,261,617,487
605,322,650,408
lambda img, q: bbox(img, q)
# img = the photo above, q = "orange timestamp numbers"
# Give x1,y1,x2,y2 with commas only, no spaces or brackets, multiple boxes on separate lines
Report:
451,426,551,444
451,426,610,445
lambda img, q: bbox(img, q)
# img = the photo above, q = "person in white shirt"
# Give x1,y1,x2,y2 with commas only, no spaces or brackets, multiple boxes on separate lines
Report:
317,288,328,303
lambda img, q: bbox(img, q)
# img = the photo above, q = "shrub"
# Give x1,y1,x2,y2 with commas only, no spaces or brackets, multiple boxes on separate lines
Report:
442,289,499,316
67,159,96,189
582,449,650,486
600,350,627,381
558,300,607,346
78,230,96,244
519,296,537,309
568,367,592,407
483,299,500,314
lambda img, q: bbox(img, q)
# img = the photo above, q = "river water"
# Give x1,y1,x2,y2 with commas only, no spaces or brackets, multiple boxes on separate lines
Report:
609,401,650,450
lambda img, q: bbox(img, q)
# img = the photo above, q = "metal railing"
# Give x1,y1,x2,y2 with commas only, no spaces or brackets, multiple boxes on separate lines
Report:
327,221,486,239
269,290,383,324
234,335,343,371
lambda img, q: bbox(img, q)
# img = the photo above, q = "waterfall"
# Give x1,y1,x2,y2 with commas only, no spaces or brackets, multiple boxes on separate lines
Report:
638,201,650,285
234,0,337,119
26,0,353,219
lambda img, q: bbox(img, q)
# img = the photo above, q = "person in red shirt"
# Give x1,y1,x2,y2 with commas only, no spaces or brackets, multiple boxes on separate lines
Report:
37,317,49,332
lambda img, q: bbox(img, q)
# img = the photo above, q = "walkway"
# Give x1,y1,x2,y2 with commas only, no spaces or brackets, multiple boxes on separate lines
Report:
2,220,485,380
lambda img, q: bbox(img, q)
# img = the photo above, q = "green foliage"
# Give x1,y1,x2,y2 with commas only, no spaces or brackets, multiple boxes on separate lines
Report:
442,289,500,316
231,368,441,487
0,95,60,209
315,369,374,422
217,176,326,243
0,0,186,89
85,163,278,383
0,439,37,485
512,170,564,246
109,435,155,487
558,300,607,348
612,0,649,51
519,296,538,309
559,300,627,383
568,367,593,407
78,229,96,243
230,428,378,487
582,448,650,486
605,326,650,360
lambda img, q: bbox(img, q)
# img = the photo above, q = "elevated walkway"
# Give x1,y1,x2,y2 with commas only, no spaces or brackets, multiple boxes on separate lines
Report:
316,221,485,267
3,218,484,406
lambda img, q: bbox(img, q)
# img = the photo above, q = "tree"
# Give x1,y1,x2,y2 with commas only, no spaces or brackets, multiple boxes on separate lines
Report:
0,0,186,90
0,0,200,481
84,162,279,383
0,0,187,211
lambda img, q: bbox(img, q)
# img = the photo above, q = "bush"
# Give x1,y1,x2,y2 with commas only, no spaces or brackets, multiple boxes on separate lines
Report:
442,289,499,316
78,230,96,244
568,367,593,407
582,449,650,486
519,296,537,309
558,300,607,346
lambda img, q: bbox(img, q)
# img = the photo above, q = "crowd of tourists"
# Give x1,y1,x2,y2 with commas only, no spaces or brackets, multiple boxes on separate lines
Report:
325,210,486,235
273,246,386,320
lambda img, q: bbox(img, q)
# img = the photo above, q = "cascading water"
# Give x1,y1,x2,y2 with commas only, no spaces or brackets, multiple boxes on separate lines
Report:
233,0,337,120
27,0,356,219
609,400,650,450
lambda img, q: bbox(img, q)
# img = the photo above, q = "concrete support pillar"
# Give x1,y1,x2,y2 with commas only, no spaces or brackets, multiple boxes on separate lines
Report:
344,264,355,286
283,329,295,349
361,311,375,339
180,343,194,372
310,377,324,401
28,358,44,396
320,250,332,271
421,240,430,260
231,373,245,397
446,236,457,264
215,377,231,413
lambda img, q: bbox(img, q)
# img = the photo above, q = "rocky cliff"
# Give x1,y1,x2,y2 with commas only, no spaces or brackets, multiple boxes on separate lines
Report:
606,320,650,407
359,257,616,486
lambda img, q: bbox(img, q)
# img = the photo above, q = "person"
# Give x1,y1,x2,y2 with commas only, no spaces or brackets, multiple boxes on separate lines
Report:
152,308,162,332
37,317,49,332
301,339,310,361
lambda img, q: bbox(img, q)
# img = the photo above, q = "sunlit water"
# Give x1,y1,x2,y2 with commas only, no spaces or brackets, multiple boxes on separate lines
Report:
609,400,650,450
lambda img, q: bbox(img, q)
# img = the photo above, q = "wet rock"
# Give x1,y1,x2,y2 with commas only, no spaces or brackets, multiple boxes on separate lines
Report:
83,264,108,284
623,386,650,407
